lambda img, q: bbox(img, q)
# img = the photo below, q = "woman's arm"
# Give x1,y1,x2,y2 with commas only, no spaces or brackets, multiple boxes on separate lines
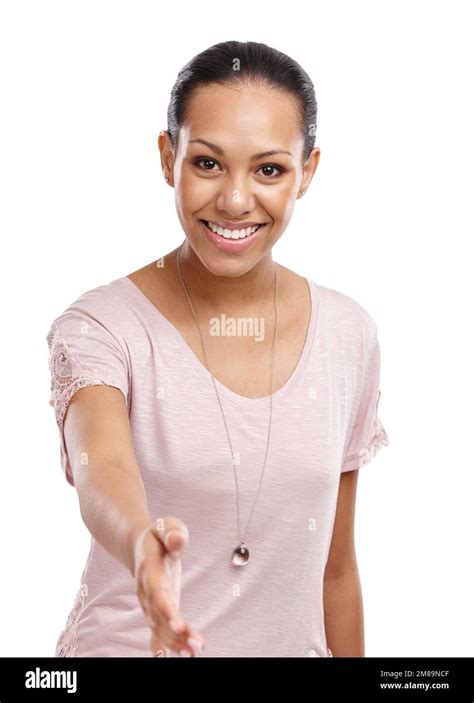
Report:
62,384,205,656
323,469,365,656
63,384,155,576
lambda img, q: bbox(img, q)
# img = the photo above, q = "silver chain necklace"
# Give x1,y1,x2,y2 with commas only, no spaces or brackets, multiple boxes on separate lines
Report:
175,242,278,566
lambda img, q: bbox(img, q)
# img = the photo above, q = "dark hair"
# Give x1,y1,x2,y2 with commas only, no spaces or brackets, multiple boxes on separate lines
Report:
166,40,317,163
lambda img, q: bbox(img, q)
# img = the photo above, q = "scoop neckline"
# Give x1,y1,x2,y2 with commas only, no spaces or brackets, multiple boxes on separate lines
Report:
116,273,320,408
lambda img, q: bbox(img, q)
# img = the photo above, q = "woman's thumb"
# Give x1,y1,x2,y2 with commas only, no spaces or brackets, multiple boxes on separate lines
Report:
154,517,189,560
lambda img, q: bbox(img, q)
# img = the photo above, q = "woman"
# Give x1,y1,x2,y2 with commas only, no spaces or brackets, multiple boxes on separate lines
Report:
47,40,389,658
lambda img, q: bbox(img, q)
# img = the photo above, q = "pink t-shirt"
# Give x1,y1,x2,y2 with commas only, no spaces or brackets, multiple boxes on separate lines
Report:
46,274,389,657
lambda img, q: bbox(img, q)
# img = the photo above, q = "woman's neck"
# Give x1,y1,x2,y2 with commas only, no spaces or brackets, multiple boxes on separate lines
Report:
173,240,277,312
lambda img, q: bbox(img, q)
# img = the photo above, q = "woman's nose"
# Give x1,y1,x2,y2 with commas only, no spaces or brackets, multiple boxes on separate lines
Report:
217,181,256,214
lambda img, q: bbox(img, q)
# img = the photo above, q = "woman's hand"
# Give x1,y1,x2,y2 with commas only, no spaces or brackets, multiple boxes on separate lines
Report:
133,517,206,657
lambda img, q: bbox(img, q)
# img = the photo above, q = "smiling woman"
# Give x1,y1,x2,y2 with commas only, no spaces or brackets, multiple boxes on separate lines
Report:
47,40,389,658
162,43,318,267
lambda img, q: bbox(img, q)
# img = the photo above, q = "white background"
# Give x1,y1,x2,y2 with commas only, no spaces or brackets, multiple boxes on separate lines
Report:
1,0,472,657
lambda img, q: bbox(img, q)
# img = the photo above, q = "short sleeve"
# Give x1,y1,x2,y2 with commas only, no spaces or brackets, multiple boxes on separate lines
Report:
46,309,130,486
341,329,389,473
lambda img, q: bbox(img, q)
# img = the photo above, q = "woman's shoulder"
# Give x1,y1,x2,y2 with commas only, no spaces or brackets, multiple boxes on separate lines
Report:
303,278,379,360
277,262,378,341
47,273,135,336
315,281,377,330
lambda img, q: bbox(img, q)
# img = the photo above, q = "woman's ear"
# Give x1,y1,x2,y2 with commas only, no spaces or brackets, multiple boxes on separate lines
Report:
299,146,321,198
158,130,175,186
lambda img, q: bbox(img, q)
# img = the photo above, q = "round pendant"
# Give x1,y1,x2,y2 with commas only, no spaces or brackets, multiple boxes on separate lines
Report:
232,542,249,566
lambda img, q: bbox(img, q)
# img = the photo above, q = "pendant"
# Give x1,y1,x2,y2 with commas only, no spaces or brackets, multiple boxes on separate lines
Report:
232,542,249,566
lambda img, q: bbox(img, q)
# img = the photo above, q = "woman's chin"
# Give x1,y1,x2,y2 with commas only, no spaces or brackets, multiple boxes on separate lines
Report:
183,234,262,277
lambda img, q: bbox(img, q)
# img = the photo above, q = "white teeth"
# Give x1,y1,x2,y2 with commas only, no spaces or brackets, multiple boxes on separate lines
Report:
205,221,261,239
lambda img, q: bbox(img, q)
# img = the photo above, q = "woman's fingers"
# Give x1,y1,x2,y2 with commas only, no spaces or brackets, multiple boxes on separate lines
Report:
186,626,206,654
151,629,168,658
137,517,206,656
163,550,182,611
140,563,187,655
147,591,197,655
154,517,189,560
143,558,202,656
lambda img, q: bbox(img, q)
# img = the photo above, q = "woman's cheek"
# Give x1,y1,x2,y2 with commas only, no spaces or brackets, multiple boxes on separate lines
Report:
258,182,295,222
179,172,216,208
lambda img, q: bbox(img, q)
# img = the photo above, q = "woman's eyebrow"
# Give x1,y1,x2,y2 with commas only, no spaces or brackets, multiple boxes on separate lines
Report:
189,138,293,160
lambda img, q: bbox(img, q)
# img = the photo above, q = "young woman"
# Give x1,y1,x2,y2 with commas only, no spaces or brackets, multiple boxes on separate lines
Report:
47,40,389,658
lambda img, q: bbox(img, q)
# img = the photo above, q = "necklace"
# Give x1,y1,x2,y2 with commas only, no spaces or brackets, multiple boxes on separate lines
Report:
175,242,278,566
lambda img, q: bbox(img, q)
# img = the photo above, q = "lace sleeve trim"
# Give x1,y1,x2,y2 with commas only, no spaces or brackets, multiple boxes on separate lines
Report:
343,413,390,470
55,583,88,657
356,414,389,469
47,323,126,430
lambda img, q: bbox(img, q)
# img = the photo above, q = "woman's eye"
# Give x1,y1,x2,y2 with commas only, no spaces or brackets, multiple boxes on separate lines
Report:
194,157,220,171
257,164,285,178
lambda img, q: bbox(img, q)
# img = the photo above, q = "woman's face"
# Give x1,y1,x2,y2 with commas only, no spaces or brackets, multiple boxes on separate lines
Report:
159,82,320,277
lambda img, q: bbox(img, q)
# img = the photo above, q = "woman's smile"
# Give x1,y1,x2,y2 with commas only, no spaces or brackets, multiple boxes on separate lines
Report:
199,218,268,254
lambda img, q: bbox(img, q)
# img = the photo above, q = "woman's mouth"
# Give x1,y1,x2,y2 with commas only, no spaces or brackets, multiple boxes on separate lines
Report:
199,219,268,254
201,219,265,239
